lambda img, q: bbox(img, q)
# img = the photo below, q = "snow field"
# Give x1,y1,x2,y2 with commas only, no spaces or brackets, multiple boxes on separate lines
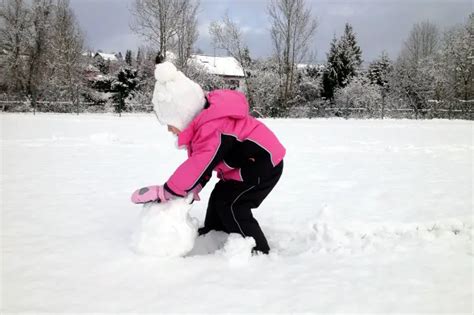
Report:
1,113,472,313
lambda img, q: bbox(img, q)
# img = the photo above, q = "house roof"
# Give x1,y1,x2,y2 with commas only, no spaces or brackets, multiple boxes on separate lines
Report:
191,55,245,77
297,63,325,70
95,52,119,61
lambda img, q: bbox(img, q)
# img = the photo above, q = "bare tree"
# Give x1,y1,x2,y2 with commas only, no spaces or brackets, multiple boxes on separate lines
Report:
0,0,30,94
49,0,84,110
439,14,473,101
401,20,439,64
26,0,53,113
131,0,192,58
209,13,254,106
392,21,440,115
268,0,317,106
174,0,198,71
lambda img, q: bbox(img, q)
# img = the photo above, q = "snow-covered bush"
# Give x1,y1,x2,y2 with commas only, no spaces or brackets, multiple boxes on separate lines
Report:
297,79,321,102
126,89,153,112
334,76,382,117
294,67,322,102
388,56,437,117
90,75,114,92
247,59,281,117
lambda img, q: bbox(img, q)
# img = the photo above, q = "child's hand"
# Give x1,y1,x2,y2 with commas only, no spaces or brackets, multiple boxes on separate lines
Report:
189,184,202,202
131,185,170,204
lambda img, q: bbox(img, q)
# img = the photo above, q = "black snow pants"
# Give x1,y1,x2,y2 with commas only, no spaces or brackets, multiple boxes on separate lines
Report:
199,161,283,254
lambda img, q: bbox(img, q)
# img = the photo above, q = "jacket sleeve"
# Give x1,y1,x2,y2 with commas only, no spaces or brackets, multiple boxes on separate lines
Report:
165,129,230,196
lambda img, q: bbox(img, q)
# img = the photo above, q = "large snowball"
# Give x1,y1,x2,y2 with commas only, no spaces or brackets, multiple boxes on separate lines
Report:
131,196,198,257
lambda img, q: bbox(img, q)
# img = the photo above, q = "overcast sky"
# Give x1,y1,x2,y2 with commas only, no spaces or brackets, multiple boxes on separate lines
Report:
69,0,471,62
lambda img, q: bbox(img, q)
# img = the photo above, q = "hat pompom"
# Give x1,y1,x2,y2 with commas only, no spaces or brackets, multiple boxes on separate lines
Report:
154,62,179,83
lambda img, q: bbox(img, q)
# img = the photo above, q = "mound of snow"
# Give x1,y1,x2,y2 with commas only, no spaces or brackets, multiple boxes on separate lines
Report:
89,132,119,144
187,230,229,256
218,234,256,266
131,196,198,257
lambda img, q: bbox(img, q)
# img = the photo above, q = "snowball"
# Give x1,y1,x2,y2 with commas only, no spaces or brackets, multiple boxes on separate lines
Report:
131,196,198,257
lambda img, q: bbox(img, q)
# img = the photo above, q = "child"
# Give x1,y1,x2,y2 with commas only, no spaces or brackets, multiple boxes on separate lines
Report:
131,57,285,254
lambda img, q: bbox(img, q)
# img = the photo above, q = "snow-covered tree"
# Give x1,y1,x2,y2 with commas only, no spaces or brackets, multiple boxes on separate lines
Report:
48,0,84,109
368,51,392,88
247,57,282,117
111,67,139,116
131,0,197,59
322,23,363,100
209,13,255,107
124,49,156,112
26,0,54,111
94,57,110,74
0,0,31,94
174,0,198,72
389,56,436,116
437,15,473,101
125,50,133,66
402,21,439,64
390,21,440,115
136,48,143,67
339,23,363,74
322,36,339,100
268,0,318,106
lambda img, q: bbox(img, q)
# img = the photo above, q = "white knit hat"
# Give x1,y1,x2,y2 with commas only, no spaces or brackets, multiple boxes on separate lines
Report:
151,61,205,131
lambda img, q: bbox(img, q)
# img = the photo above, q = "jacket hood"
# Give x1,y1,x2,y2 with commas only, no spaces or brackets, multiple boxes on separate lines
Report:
197,90,248,127
178,89,249,147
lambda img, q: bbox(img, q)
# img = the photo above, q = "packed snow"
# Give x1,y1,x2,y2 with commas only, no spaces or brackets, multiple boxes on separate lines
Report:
1,113,472,313
131,195,198,257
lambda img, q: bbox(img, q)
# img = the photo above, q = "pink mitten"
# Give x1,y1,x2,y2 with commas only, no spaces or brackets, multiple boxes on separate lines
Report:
131,185,171,204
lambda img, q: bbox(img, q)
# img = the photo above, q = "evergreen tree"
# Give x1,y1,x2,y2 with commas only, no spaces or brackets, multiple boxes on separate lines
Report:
340,23,362,69
136,48,143,67
322,36,340,99
125,49,133,66
337,23,363,86
111,67,139,116
321,23,363,100
368,51,392,88
94,56,110,74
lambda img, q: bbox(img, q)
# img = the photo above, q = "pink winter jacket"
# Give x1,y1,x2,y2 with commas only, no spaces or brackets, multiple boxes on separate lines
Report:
164,89,286,197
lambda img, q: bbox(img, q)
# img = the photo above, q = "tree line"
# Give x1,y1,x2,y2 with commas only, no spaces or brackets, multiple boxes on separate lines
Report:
0,0,472,119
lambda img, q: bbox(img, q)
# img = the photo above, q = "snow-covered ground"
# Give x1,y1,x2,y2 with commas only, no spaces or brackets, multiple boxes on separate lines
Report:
1,113,472,313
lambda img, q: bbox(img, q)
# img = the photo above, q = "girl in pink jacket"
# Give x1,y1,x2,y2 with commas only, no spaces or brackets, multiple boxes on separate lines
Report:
131,57,285,254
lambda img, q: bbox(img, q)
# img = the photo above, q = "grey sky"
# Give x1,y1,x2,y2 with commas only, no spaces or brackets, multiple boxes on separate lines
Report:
70,0,472,63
